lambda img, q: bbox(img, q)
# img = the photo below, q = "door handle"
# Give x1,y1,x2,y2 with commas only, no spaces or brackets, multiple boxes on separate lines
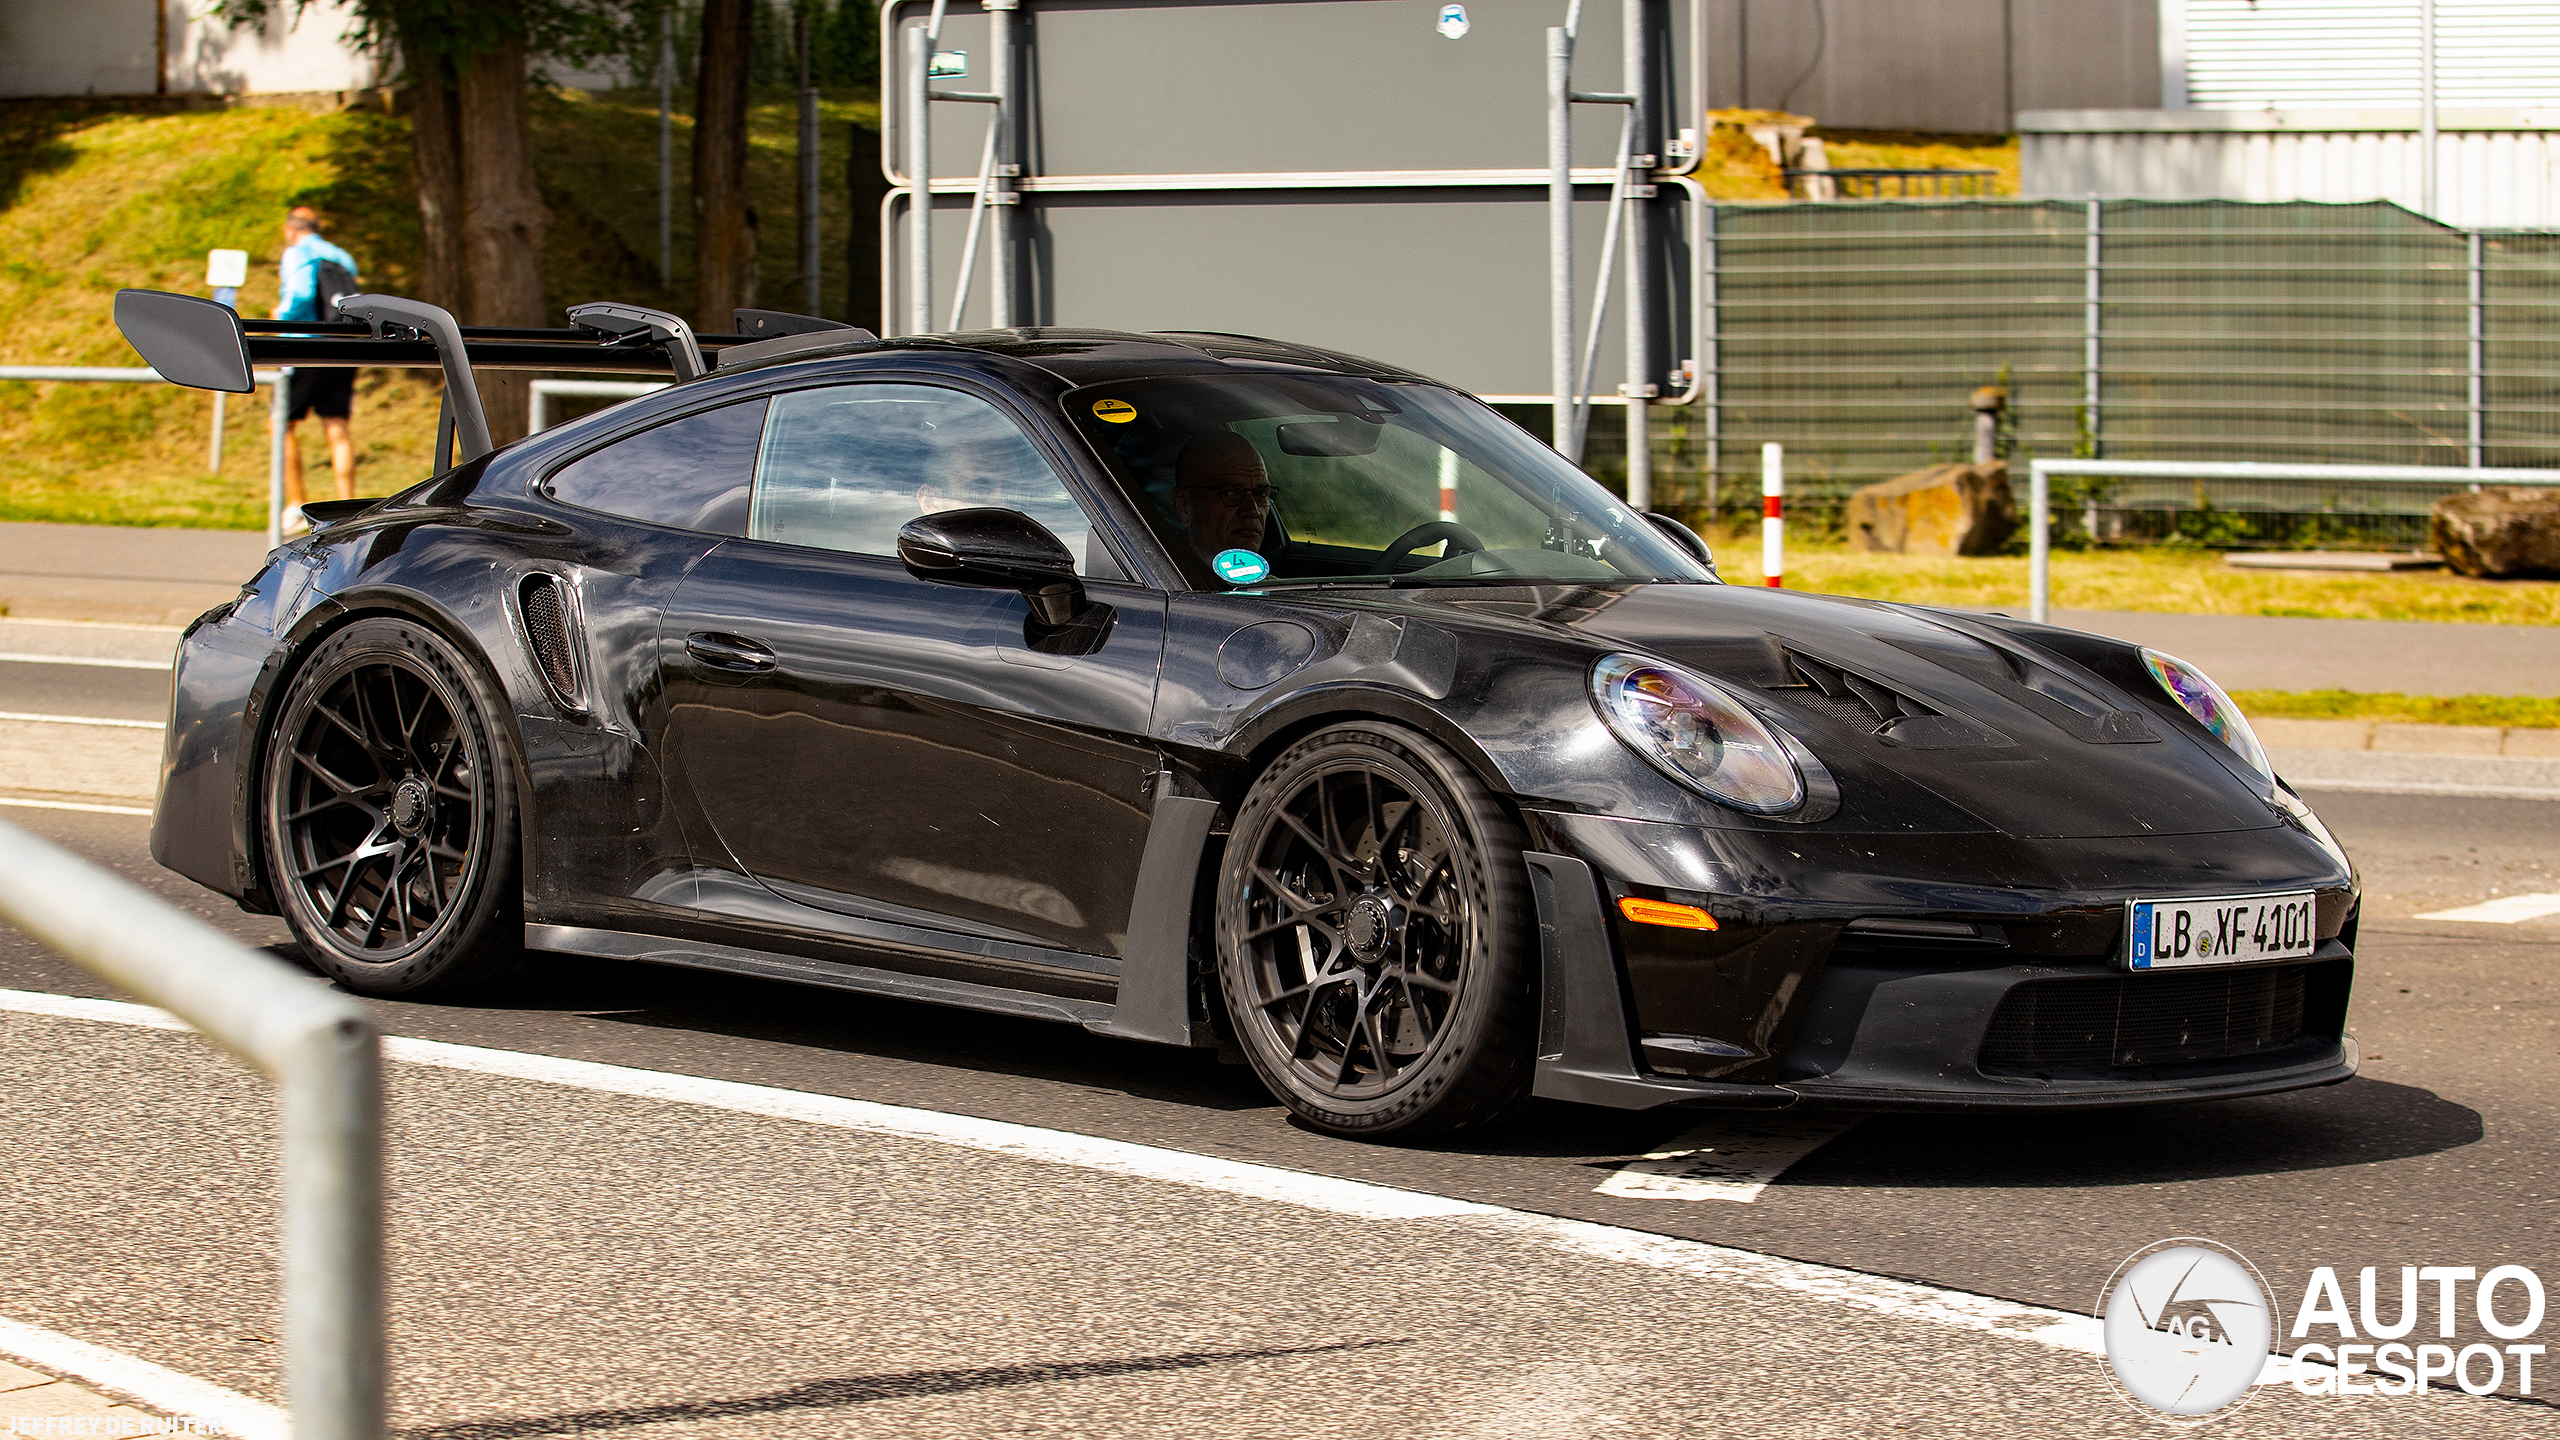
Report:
685,631,776,673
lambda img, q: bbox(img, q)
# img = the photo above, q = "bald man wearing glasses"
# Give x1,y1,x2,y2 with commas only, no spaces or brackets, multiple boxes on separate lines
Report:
1170,431,1277,567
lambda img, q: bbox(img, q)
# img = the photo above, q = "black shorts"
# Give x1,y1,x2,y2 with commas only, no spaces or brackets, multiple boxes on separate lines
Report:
287,367,356,422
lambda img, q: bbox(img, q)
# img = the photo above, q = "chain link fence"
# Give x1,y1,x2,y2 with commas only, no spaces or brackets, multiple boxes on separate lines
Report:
1545,197,2560,546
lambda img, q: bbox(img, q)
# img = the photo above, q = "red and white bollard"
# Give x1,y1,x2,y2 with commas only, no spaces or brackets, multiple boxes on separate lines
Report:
1760,442,1785,588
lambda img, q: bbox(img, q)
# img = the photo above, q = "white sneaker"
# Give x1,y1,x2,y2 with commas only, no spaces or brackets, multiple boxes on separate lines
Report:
281,506,312,537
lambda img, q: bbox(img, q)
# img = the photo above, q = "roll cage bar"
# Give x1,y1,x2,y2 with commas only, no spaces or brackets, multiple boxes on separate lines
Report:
112,289,873,470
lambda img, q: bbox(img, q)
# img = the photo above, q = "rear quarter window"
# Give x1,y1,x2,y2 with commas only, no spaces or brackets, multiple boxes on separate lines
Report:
544,397,770,533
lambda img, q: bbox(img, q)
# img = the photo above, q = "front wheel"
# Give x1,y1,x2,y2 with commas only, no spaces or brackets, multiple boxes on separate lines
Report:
1215,722,1537,1139
260,617,524,997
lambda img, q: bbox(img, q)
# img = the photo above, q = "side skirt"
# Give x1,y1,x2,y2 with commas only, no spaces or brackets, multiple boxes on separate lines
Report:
526,923,1117,1031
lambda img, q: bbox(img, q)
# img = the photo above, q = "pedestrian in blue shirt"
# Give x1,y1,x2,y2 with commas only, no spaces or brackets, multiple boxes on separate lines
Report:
276,207,361,533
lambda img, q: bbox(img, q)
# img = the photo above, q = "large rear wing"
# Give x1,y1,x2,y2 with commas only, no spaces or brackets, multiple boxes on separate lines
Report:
113,290,868,468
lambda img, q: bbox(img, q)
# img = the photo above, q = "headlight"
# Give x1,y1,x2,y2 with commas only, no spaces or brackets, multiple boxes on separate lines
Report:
1590,654,1805,814
2141,648,2270,780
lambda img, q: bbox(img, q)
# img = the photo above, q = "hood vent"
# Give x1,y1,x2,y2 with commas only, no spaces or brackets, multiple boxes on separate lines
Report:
1774,652,2009,750
517,572,587,712
1881,626,2159,746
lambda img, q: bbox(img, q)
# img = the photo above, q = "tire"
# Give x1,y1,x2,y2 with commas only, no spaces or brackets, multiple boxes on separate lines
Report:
1215,721,1537,1140
260,617,524,997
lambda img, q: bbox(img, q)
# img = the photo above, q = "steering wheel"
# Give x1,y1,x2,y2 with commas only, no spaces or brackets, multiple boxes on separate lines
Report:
1372,521,1486,574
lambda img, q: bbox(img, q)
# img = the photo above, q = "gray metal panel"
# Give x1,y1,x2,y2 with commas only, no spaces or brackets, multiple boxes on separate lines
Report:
892,184,1678,397
886,0,1666,182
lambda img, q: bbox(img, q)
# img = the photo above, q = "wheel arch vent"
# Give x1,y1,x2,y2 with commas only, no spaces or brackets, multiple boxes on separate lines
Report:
516,571,586,711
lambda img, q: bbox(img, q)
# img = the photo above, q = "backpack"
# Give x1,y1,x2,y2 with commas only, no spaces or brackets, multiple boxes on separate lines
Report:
315,256,361,320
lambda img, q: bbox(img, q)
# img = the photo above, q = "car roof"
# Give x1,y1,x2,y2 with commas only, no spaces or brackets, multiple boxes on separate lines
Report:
713,326,1437,390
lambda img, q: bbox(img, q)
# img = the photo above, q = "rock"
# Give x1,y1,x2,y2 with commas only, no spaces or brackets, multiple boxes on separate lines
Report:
2432,486,2560,577
1846,461,2018,557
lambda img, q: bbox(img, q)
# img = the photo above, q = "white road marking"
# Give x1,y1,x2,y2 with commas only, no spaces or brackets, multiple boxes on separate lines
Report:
0,652,171,671
0,988,2349,1394
0,617,183,634
2414,891,2560,924
0,1314,285,1440
2288,777,2560,802
1593,1114,1864,1203
0,798,152,817
0,711,162,730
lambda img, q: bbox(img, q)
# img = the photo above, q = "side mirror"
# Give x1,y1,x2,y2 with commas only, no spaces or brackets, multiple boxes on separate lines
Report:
897,507,1086,627
114,289,253,393
1646,511,1718,575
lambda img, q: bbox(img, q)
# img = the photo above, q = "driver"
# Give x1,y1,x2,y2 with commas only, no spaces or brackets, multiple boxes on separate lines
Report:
915,437,1021,515
1170,431,1275,565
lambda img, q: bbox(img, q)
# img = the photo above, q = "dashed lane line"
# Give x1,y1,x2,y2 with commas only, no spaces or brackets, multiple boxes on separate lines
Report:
1592,1115,1865,1203
0,798,152,817
0,653,171,672
0,711,163,730
2414,892,2560,924
0,987,2353,1401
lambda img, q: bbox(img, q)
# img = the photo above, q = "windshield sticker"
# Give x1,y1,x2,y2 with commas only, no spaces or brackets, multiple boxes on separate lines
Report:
1212,549,1271,585
1092,398,1137,424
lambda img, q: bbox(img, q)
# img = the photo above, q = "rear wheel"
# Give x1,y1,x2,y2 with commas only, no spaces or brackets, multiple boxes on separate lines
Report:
1215,722,1536,1139
261,617,523,997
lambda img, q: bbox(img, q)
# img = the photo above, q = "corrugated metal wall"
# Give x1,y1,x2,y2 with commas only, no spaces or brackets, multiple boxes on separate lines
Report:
2020,115,2560,231
2178,0,2560,111
1626,198,2560,540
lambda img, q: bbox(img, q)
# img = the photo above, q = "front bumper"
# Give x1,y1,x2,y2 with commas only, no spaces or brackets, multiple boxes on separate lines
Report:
1520,809,2360,1113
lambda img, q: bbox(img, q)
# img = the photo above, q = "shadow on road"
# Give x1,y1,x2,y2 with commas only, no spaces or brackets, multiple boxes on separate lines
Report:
395,1339,1409,1440
1772,1077,2482,1190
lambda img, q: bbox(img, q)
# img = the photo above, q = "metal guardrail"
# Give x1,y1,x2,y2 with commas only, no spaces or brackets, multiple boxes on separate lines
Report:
0,816,383,1440
0,365,295,549
529,378,668,434
2025,458,2560,622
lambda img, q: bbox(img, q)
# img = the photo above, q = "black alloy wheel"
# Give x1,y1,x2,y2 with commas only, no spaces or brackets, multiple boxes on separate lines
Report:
262,617,523,996
1216,722,1536,1139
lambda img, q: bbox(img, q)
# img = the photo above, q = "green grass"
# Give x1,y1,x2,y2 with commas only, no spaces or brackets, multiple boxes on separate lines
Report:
0,87,878,527
1696,526,2560,627
2231,691,2560,729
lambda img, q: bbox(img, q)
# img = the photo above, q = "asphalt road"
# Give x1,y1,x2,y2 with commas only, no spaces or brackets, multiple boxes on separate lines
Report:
0,627,2553,1435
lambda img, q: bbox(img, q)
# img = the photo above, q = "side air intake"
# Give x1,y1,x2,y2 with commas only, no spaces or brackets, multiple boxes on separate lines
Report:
517,572,586,711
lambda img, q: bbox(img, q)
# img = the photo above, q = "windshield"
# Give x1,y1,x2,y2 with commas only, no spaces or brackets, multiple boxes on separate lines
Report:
1062,376,1715,589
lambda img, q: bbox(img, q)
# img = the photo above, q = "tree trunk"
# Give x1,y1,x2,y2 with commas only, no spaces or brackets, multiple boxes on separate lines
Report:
405,52,467,317
694,0,756,332
456,35,551,444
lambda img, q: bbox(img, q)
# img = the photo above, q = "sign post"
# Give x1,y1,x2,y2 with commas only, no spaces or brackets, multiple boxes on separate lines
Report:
206,248,247,473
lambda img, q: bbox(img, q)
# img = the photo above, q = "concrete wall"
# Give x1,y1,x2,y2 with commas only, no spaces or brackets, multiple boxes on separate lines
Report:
0,0,163,98
0,0,391,99
1703,0,2159,134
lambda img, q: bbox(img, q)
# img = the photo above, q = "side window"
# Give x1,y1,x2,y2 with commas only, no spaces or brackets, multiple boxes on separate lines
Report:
747,383,1103,574
544,397,769,534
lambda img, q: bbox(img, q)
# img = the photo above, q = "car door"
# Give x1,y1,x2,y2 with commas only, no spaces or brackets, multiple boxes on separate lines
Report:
657,377,1168,965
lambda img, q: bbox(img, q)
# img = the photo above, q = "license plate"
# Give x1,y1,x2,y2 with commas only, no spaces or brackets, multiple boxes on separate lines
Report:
2126,892,2318,970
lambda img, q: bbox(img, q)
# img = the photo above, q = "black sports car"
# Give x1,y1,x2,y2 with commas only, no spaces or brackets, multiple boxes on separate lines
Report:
119,289,2359,1140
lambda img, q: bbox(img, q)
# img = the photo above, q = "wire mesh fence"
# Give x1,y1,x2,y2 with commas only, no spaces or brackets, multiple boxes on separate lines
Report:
1536,197,2560,546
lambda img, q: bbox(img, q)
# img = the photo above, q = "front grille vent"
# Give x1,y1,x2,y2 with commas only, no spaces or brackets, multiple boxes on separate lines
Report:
518,573,584,710
1980,965,2310,1074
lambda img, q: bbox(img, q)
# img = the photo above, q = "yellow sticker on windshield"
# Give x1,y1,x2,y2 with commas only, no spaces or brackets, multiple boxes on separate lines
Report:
1092,398,1137,424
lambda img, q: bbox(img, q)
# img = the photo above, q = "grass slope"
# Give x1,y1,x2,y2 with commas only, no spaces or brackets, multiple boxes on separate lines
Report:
0,89,878,528
1696,528,2560,628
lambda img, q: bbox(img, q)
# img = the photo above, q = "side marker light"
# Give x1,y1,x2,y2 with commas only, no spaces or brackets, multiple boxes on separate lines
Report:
1618,897,1719,930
